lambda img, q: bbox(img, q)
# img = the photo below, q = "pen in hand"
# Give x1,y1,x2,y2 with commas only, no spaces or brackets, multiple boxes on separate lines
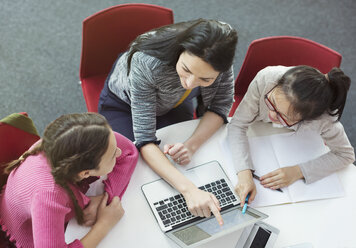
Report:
242,193,250,214
252,173,283,193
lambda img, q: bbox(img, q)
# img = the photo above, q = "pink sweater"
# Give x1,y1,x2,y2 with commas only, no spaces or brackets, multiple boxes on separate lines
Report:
0,132,138,248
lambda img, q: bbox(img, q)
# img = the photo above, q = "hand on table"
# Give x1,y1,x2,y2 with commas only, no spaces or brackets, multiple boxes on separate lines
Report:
235,170,256,205
81,193,124,248
83,194,105,226
95,193,125,230
182,186,224,226
164,143,193,165
260,165,303,189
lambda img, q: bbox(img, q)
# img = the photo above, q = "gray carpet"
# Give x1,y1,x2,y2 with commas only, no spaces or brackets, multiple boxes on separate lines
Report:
1,0,355,149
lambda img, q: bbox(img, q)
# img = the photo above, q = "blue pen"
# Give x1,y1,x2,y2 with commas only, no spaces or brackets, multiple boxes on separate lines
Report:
242,194,250,214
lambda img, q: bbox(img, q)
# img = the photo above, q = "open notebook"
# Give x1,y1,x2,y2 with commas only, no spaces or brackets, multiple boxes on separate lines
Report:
221,129,345,207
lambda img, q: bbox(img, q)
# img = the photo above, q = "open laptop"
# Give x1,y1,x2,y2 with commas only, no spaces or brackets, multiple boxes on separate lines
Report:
141,160,268,247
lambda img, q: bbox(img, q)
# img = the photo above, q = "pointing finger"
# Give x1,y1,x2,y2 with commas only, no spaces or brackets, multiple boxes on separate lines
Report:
210,204,223,226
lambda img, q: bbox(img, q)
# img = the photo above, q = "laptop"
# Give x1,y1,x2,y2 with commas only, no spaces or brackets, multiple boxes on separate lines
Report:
141,160,268,248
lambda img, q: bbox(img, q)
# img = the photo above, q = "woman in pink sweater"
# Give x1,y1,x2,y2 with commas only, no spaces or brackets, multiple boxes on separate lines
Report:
0,113,139,248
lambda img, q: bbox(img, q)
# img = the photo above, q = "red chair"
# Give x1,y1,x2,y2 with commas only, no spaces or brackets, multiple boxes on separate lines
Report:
229,36,342,116
80,3,174,112
0,112,40,188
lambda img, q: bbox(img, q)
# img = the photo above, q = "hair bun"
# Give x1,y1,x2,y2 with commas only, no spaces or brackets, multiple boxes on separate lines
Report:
327,67,351,118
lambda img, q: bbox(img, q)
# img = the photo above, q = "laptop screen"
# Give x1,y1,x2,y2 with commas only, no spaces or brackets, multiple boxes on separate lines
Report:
170,207,263,246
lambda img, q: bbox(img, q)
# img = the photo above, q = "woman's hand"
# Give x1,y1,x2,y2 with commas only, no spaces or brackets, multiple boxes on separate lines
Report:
182,186,224,226
164,143,193,165
83,194,105,226
95,193,124,230
260,165,303,189
235,170,256,205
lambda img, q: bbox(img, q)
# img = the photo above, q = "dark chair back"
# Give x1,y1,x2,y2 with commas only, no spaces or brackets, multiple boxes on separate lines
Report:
80,4,174,112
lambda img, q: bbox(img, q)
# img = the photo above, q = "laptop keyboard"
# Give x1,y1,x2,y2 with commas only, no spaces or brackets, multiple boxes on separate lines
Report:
153,178,237,228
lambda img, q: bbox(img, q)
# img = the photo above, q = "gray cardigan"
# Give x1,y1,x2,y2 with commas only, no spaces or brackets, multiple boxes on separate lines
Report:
227,66,355,184
108,51,234,146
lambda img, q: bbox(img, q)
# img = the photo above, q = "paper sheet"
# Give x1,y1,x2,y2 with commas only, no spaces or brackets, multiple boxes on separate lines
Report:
220,130,345,207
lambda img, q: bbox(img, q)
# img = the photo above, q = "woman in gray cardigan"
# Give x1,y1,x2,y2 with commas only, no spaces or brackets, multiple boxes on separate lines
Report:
228,65,354,205
99,19,238,225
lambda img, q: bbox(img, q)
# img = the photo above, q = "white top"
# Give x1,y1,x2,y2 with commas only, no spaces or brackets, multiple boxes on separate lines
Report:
227,66,355,183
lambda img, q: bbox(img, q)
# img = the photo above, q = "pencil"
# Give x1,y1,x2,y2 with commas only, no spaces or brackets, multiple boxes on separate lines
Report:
252,173,283,193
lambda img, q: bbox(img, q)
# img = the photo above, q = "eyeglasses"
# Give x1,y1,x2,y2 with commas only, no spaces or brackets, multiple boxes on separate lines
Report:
264,87,301,128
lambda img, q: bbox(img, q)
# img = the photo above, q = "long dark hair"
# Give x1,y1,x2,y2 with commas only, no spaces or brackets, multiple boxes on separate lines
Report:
277,65,351,121
127,18,238,74
4,113,111,224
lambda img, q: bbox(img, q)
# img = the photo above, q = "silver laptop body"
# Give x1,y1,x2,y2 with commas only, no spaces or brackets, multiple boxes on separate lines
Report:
142,161,268,248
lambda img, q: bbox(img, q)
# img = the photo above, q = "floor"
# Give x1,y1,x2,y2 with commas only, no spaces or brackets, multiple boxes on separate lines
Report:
1,0,355,148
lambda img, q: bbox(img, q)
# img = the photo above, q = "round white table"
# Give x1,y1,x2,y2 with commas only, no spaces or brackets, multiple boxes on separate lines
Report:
65,120,356,248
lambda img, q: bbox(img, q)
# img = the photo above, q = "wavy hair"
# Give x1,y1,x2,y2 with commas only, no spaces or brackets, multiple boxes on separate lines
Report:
127,18,238,74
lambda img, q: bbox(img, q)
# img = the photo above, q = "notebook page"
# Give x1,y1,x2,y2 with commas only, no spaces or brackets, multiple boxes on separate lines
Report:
248,136,292,207
288,173,345,202
248,136,280,174
219,136,292,207
269,130,328,167
269,130,344,202
250,177,292,207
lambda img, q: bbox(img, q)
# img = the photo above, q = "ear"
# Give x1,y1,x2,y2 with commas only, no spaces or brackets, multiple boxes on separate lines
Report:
77,170,91,180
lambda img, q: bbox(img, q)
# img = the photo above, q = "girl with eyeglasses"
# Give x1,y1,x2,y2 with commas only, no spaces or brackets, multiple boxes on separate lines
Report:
228,65,355,205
